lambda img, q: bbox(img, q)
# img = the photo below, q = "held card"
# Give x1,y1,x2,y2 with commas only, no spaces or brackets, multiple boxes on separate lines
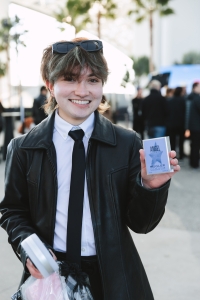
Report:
143,136,174,175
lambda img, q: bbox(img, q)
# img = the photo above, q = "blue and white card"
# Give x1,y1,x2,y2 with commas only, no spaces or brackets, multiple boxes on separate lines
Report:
143,136,174,175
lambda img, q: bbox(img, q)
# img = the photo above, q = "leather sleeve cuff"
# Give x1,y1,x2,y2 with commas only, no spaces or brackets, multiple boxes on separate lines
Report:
20,246,30,274
136,172,170,195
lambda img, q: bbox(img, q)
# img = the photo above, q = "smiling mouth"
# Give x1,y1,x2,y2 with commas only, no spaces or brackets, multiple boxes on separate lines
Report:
69,99,91,105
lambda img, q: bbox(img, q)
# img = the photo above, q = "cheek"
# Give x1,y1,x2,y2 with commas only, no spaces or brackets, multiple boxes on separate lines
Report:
94,86,103,101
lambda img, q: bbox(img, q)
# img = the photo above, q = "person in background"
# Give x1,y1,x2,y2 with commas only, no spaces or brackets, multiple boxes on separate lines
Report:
142,80,168,138
186,81,200,168
132,87,144,139
101,95,112,122
181,85,187,98
166,87,186,160
165,87,174,100
32,85,48,125
0,100,4,134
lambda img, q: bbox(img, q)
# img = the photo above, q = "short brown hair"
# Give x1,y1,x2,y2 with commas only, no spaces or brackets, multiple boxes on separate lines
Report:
41,37,109,114
192,81,200,90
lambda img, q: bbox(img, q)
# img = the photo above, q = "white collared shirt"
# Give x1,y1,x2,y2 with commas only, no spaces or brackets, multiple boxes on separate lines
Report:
53,110,96,256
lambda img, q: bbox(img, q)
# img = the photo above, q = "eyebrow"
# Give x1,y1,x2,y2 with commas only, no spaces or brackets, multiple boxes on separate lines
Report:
88,73,98,77
64,72,100,79
69,73,98,77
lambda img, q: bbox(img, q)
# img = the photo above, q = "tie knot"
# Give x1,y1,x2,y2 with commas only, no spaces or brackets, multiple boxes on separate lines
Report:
68,129,84,141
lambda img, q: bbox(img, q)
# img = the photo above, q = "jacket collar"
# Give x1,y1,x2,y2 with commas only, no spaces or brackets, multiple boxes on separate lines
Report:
20,110,116,149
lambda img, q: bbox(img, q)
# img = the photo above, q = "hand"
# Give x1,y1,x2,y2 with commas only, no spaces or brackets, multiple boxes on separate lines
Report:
185,130,190,138
26,249,57,279
139,149,180,189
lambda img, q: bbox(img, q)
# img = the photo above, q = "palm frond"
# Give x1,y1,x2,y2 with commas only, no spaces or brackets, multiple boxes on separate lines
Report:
128,9,140,16
135,15,146,23
159,7,174,16
135,0,145,8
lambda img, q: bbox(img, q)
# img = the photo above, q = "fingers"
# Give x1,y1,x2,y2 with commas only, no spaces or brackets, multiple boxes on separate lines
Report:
49,249,57,261
26,258,43,279
185,130,190,138
139,149,146,169
169,150,176,159
169,151,181,172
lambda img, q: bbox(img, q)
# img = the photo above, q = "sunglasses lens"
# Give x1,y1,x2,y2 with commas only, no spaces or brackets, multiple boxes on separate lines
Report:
53,40,102,54
81,41,101,51
55,42,75,53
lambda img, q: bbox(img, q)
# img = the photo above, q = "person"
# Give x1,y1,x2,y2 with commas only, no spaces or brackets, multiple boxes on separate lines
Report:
0,38,180,300
0,100,4,161
0,100,4,134
165,87,174,100
142,80,168,138
186,81,200,168
132,87,144,139
32,85,48,125
166,87,186,160
101,94,112,121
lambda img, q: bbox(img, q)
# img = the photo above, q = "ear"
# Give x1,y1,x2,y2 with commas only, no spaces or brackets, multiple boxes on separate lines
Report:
46,81,54,95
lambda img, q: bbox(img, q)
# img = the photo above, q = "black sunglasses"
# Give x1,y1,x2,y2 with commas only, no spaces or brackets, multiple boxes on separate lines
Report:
52,40,103,54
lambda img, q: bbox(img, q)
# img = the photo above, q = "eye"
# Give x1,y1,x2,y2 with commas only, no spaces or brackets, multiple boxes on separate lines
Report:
64,75,75,82
89,77,100,83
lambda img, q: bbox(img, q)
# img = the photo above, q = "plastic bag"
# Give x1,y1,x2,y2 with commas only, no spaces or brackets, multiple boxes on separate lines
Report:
11,261,94,300
20,272,69,300
65,275,93,300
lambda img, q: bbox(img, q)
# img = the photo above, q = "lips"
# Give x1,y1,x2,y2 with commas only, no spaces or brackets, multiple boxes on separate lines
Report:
70,99,91,105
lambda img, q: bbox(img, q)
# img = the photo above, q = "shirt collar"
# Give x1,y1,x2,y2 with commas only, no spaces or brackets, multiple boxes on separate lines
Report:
54,109,95,140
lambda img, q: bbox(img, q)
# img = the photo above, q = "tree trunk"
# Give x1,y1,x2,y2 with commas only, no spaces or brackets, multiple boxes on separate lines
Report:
97,10,101,38
149,11,154,73
6,46,11,107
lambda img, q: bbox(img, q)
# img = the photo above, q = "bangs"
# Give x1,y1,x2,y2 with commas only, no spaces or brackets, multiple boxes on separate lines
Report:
48,46,108,84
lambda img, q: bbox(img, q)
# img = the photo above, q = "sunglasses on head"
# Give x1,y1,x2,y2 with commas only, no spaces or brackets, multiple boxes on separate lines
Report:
52,40,103,54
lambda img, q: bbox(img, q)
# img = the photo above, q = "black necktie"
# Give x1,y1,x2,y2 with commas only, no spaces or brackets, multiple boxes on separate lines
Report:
67,129,85,266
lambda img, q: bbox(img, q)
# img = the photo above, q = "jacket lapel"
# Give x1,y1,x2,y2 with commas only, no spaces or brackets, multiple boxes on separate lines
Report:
20,112,55,149
91,111,116,146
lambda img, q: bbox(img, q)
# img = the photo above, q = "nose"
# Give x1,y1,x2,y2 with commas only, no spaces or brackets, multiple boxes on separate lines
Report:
74,81,89,97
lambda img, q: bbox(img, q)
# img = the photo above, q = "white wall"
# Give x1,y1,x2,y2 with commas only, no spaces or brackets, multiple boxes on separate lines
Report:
92,0,200,71
0,0,9,19
156,0,200,68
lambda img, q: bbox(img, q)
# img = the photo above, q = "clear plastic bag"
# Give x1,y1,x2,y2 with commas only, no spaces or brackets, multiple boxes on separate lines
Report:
20,272,69,300
11,262,94,300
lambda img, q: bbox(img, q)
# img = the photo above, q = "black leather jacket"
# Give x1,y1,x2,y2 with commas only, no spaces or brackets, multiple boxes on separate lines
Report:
0,111,170,299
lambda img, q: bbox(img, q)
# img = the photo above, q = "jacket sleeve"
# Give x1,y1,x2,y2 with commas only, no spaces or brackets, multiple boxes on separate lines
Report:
126,134,170,234
0,139,52,266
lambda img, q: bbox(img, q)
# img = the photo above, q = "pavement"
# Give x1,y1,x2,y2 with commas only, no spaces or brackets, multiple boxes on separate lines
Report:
0,137,200,299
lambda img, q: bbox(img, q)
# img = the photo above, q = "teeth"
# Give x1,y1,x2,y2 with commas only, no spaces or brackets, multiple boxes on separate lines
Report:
71,100,90,104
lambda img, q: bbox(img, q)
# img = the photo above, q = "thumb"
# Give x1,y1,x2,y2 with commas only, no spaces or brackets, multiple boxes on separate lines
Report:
139,149,146,170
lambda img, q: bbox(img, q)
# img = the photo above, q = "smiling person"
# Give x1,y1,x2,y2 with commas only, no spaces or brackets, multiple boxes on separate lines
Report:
0,38,180,300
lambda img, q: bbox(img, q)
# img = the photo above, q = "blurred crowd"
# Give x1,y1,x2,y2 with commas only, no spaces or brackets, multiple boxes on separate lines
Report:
132,80,200,169
17,86,48,134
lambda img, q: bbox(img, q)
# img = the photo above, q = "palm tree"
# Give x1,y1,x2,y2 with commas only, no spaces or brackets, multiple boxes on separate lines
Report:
129,0,174,72
0,18,13,101
93,0,117,38
0,62,6,78
0,16,27,106
55,0,91,34
131,55,149,85
55,0,117,39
